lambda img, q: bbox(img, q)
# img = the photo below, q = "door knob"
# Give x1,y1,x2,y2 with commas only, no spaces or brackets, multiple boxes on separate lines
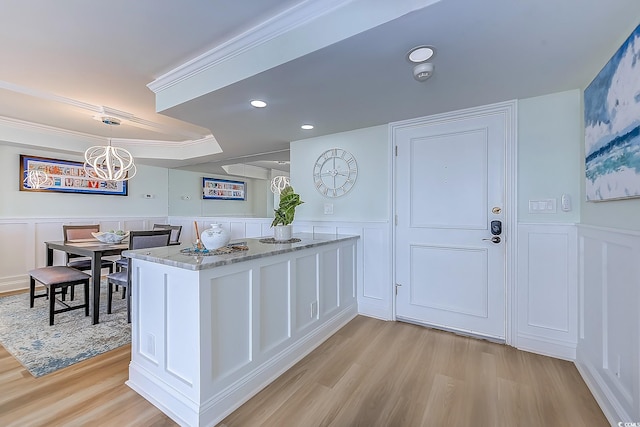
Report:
482,236,501,244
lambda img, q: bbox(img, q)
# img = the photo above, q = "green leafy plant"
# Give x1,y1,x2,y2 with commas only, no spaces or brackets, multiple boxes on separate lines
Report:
271,185,304,227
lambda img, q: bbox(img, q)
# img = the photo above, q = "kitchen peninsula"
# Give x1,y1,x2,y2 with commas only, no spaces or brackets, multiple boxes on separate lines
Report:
123,233,359,427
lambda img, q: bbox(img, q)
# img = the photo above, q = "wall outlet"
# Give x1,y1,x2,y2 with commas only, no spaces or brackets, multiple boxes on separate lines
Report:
181,195,191,200
324,203,334,214
143,194,155,199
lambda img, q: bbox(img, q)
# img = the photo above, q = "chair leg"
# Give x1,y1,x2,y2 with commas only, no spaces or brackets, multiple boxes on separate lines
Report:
84,281,89,317
49,285,55,326
107,280,113,314
126,285,131,324
70,284,74,301
29,277,35,308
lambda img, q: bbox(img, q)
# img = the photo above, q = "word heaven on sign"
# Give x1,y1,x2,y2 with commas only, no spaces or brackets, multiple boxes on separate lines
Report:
19,154,128,196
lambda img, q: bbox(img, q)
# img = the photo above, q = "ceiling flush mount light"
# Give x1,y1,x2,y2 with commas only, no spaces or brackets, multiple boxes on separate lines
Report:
270,175,290,194
301,124,314,130
84,117,137,182
250,100,267,108
406,45,436,63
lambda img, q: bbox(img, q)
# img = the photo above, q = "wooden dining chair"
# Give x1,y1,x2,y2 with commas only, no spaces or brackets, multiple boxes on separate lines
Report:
106,229,171,323
62,224,114,299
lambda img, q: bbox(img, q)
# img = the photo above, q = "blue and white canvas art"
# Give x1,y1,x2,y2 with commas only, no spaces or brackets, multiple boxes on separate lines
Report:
585,23,640,201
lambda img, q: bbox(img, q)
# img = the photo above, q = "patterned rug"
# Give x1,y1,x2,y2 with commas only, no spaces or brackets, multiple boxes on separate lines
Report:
0,281,130,377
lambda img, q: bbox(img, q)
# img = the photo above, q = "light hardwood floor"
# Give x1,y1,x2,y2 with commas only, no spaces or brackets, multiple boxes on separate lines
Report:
0,314,607,427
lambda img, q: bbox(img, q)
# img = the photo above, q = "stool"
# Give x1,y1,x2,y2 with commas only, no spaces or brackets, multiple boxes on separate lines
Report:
29,266,90,325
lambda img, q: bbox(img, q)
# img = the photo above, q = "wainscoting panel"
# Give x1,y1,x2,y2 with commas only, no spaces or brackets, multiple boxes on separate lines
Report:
170,217,393,320
0,221,31,290
295,254,319,333
516,224,577,360
259,261,291,353
0,216,391,321
576,225,640,424
210,270,253,379
320,249,339,317
0,216,166,293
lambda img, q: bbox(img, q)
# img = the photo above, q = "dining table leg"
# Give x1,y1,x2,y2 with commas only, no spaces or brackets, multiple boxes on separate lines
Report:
91,252,102,324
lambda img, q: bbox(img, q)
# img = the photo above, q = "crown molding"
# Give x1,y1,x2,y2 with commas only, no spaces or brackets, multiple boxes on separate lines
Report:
0,115,103,142
0,80,208,140
0,115,222,160
147,0,352,93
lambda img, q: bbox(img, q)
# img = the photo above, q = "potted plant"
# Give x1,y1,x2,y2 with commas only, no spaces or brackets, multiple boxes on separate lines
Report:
271,185,304,241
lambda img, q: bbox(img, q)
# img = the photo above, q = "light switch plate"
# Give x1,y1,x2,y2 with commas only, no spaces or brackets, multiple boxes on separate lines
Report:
528,198,557,213
324,203,334,214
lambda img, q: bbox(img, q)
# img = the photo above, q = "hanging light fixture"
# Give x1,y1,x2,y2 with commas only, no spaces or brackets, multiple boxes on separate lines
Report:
84,117,136,182
24,169,52,189
270,175,290,195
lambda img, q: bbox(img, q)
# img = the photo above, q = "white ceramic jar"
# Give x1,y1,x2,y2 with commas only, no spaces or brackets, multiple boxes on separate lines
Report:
200,223,230,250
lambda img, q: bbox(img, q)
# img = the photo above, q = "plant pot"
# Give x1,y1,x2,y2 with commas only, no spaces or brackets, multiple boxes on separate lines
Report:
273,225,292,242
200,223,230,250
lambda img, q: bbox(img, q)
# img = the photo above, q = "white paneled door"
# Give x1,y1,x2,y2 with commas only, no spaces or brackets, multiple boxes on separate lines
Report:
394,111,507,340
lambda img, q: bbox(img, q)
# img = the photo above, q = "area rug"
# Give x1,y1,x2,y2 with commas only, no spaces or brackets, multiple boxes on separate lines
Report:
0,281,130,377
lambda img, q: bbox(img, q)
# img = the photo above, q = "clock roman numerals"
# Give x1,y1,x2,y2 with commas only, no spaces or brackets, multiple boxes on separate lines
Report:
313,148,358,198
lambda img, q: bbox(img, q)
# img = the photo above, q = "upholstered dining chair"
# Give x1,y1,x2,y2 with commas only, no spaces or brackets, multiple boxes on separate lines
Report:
106,229,171,323
62,224,114,299
152,224,182,246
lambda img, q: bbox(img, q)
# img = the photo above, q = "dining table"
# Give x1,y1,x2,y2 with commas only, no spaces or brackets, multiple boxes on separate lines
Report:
45,239,128,324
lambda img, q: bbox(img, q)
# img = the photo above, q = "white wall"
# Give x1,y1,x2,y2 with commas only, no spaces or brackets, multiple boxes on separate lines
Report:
289,96,587,333
290,125,389,222
290,125,392,319
168,169,269,218
518,90,582,224
576,225,640,423
0,144,169,218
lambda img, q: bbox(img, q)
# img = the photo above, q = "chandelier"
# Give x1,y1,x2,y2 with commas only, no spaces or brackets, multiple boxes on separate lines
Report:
84,117,136,182
270,175,290,195
24,169,52,189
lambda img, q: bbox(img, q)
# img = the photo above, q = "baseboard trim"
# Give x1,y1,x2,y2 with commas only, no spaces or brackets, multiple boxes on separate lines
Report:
0,275,28,294
575,357,631,425
516,333,576,361
357,300,392,320
129,304,358,427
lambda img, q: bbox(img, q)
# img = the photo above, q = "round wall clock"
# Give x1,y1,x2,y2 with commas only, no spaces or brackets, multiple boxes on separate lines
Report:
313,148,358,198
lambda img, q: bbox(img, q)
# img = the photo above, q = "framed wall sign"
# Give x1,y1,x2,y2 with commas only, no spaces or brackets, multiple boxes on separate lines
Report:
202,177,246,200
19,154,128,196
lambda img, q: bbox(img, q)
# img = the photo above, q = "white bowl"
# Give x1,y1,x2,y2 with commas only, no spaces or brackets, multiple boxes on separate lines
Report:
92,231,129,243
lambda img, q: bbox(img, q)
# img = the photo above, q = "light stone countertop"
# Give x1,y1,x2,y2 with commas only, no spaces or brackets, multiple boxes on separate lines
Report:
123,233,359,271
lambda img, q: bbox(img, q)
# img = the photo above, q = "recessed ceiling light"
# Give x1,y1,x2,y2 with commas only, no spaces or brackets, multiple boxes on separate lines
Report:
301,124,314,130
250,100,267,108
407,45,436,63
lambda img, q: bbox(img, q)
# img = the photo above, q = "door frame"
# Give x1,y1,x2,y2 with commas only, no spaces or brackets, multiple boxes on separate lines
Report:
389,100,518,346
